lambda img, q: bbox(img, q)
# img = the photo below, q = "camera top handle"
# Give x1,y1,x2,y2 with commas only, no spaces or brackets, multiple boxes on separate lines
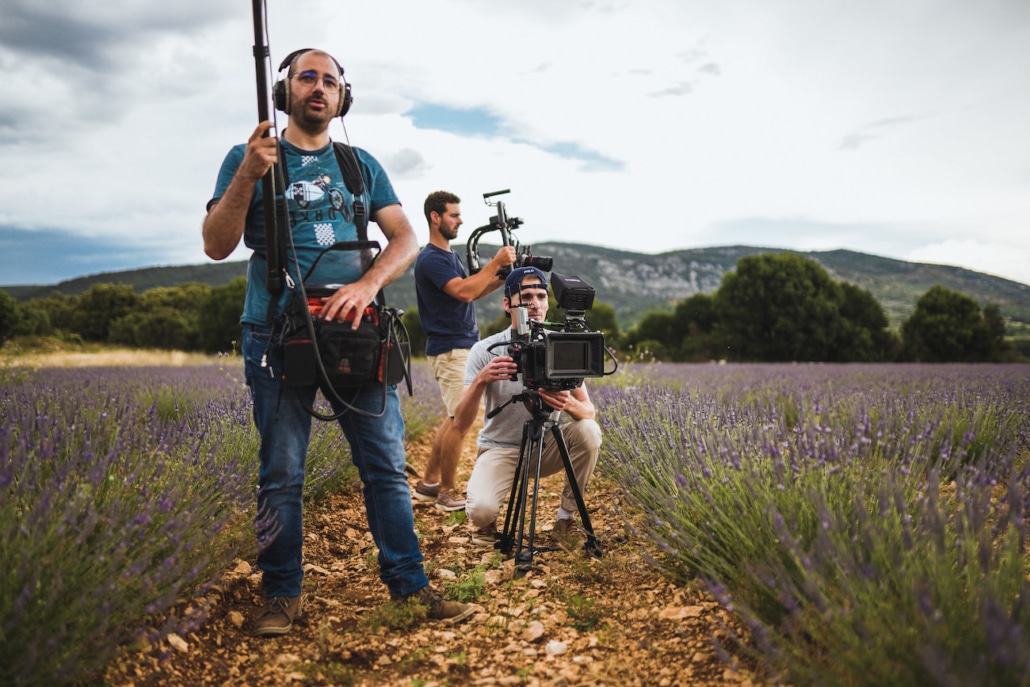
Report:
466,189,517,276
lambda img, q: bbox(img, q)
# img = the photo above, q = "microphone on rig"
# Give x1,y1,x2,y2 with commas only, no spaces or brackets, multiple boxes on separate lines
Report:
515,306,529,337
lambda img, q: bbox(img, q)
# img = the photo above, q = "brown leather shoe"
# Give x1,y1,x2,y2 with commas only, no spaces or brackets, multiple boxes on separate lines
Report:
399,585,475,624
251,595,303,637
552,518,585,546
434,489,466,512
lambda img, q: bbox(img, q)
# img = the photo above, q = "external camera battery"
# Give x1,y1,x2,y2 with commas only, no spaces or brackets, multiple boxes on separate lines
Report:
283,338,318,387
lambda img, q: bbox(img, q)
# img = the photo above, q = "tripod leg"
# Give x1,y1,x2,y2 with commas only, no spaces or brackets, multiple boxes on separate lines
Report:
550,424,602,559
497,414,591,576
499,423,531,556
515,426,547,577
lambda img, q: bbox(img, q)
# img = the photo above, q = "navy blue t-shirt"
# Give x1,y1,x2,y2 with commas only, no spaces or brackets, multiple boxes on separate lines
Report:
414,244,479,356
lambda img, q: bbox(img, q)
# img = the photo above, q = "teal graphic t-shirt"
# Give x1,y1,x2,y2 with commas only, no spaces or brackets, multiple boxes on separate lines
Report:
210,138,400,325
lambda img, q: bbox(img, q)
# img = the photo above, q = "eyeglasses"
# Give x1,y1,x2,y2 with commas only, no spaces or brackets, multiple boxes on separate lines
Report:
292,70,341,93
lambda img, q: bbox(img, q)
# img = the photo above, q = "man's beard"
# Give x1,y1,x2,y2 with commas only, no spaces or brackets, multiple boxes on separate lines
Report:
292,97,335,132
442,225,460,241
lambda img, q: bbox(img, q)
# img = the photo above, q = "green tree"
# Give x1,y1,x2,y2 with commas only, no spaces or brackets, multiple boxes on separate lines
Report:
624,294,719,362
27,291,79,338
835,282,899,362
137,283,211,350
196,277,247,354
672,293,719,361
902,286,1006,362
138,283,211,312
714,254,845,362
982,304,1012,360
626,311,676,361
8,307,51,339
0,290,22,343
109,308,191,350
627,338,668,362
74,283,139,342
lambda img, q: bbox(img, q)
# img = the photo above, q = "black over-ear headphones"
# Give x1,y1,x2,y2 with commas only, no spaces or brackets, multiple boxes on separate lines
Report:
273,48,353,117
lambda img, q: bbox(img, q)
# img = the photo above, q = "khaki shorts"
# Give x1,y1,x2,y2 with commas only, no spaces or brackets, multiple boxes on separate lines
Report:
428,348,470,417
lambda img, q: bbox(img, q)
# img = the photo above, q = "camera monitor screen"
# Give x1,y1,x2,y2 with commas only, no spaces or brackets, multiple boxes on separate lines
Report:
544,331,605,379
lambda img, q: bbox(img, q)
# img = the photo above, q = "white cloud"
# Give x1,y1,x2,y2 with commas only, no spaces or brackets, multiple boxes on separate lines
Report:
1,0,1029,287
906,238,1030,283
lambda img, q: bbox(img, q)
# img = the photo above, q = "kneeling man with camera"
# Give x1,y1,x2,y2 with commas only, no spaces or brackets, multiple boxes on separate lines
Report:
452,266,602,548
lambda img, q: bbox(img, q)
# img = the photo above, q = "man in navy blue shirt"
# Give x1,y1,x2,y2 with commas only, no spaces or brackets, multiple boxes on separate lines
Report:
413,191,515,511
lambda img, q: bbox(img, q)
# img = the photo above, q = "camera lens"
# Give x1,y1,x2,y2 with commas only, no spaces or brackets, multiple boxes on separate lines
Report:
524,256,553,272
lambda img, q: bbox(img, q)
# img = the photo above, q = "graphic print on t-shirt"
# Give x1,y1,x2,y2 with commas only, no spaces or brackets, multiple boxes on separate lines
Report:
313,222,334,245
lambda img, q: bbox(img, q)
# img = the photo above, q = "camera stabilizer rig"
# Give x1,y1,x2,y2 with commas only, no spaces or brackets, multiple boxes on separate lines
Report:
466,189,553,278
486,273,618,576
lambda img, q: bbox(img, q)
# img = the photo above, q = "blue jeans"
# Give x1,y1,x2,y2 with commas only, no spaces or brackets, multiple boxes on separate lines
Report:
243,323,428,599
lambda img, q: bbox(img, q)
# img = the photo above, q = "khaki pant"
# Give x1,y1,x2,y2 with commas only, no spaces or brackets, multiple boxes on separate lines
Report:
428,349,470,417
465,419,602,527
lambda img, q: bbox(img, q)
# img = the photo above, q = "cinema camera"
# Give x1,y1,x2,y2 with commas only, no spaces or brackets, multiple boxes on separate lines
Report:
466,189,553,278
503,272,611,392
492,270,612,575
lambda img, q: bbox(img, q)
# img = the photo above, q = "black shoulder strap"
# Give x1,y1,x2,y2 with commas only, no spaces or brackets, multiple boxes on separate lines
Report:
333,142,368,242
273,140,369,246
266,140,373,325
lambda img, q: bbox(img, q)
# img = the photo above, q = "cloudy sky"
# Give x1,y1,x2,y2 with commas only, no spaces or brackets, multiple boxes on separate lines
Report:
2,0,1029,287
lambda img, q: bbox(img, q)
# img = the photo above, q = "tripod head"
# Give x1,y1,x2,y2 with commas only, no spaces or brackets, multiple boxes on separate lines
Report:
485,388,555,423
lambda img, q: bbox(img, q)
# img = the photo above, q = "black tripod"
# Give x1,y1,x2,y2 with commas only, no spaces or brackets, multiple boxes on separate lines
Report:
492,389,602,577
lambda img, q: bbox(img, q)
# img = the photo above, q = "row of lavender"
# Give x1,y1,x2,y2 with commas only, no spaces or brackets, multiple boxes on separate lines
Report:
595,363,1030,686
0,363,443,687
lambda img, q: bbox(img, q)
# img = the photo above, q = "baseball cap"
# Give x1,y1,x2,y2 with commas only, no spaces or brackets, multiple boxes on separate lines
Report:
503,266,549,298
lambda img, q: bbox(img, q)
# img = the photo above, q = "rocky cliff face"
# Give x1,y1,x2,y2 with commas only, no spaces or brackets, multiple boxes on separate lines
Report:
574,252,728,299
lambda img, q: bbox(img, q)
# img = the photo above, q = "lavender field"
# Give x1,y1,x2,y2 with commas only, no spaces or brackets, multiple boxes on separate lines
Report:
595,363,1030,686
2,361,1028,686
0,361,442,686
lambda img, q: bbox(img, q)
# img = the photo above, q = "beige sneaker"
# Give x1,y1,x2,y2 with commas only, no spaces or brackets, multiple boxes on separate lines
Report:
398,585,475,624
251,595,303,637
471,521,499,547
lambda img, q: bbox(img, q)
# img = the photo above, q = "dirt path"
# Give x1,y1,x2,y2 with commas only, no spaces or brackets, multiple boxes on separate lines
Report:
99,424,763,686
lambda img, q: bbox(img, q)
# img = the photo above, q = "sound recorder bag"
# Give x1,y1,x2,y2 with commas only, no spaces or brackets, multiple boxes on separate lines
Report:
273,241,411,419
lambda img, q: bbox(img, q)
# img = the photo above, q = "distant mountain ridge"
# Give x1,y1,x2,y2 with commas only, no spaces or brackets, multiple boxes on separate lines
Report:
5,244,1029,329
